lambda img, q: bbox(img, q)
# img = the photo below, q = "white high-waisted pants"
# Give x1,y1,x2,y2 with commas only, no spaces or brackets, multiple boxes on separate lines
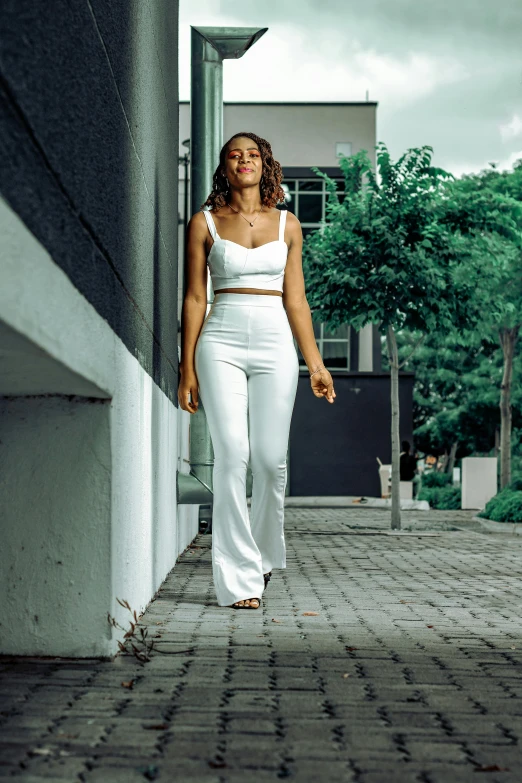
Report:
194,293,299,606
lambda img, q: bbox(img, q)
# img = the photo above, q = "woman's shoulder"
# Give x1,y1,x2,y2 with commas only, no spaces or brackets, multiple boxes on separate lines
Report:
281,209,301,232
187,210,212,239
272,206,299,222
282,209,300,225
198,205,228,221
189,209,212,226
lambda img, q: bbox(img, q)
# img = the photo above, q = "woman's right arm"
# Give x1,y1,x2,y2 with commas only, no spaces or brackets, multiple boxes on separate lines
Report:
178,212,209,414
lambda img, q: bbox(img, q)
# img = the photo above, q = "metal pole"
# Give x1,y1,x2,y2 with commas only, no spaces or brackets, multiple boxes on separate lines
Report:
190,26,267,307
177,26,267,506
190,30,223,225
180,140,190,304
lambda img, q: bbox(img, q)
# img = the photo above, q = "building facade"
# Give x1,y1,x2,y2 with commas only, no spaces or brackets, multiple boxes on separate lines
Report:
178,102,414,497
0,2,198,658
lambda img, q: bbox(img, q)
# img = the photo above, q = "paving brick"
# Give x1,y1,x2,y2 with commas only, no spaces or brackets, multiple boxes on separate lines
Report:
16,755,90,779
1,508,522,780
0,777,86,783
83,764,163,782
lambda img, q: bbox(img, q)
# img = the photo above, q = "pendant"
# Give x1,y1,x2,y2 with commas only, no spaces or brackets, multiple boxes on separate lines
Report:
250,222,254,227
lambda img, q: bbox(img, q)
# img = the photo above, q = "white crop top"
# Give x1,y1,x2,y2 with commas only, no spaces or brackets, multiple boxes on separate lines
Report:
202,208,288,293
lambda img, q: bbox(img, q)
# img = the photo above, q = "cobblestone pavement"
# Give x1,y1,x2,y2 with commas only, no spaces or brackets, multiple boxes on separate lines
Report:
2,508,522,782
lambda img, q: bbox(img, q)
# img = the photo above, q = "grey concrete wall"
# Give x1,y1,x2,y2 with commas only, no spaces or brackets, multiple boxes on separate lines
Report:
0,0,180,402
0,396,112,657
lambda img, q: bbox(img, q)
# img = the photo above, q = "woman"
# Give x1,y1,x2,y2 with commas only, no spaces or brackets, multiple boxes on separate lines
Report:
178,131,336,610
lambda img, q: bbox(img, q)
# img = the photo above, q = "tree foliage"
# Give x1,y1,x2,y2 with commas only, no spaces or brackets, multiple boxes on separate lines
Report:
303,144,481,338
439,162,522,486
303,145,522,518
303,143,486,528
391,328,522,459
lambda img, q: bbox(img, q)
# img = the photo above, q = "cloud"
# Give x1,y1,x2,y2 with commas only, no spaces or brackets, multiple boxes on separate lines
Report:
432,149,522,178
351,47,469,108
179,0,522,175
497,149,522,172
500,115,522,143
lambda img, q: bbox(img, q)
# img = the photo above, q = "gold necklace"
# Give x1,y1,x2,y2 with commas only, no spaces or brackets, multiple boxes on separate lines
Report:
228,203,263,227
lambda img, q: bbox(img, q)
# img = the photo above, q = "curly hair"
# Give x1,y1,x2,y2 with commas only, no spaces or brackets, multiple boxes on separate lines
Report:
201,131,286,212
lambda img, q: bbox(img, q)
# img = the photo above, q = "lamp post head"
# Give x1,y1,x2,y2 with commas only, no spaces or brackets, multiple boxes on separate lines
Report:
191,26,268,60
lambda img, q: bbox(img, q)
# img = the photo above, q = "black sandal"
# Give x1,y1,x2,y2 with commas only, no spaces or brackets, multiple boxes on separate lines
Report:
264,571,272,589
231,598,261,609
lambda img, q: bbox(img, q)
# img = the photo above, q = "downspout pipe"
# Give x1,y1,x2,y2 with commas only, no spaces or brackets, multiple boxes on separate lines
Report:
177,26,268,505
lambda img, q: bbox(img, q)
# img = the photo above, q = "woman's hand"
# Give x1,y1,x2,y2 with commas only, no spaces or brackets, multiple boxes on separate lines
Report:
310,367,336,404
178,368,200,414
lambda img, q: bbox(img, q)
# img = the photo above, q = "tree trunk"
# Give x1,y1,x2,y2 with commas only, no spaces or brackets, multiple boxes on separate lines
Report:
447,441,458,477
499,326,519,489
386,325,401,530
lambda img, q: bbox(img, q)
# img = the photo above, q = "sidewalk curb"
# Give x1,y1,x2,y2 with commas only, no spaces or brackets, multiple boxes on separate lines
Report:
284,496,430,511
472,515,522,535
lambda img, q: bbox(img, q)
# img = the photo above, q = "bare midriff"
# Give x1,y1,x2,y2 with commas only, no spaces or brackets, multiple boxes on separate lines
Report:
214,288,282,297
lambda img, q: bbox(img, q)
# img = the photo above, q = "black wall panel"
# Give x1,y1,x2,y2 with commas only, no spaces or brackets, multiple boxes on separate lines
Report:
290,373,414,497
0,0,180,402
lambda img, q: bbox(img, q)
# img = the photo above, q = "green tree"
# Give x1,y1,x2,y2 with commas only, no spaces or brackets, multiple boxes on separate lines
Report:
392,329,522,472
440,163,522,487
303,143,483,529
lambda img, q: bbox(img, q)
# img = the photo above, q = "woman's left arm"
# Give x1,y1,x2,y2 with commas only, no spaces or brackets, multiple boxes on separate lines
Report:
282,212,336,405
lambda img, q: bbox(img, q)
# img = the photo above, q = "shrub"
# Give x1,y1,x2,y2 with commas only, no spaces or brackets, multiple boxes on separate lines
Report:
508,476,522,492
418,485,461,509
421,471,452,489
478,489,522,523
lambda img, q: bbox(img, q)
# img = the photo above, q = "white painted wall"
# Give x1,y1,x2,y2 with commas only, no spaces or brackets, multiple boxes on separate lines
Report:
0,197,199,657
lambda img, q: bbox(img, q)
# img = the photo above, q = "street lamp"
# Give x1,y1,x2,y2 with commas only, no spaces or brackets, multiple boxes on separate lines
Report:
190,26,268,224
177,26,267,507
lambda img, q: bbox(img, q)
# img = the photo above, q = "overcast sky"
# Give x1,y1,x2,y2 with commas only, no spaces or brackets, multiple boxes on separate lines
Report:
179,0,522,177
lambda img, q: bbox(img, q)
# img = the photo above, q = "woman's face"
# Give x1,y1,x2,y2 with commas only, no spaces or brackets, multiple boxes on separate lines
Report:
223,136,263,191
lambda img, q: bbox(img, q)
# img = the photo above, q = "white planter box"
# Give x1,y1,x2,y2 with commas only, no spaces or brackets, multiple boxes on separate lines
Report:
461,457,497,510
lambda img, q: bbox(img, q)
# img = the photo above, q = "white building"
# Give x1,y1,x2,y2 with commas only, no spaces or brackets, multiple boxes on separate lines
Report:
176,101,407,502
178,100,378,372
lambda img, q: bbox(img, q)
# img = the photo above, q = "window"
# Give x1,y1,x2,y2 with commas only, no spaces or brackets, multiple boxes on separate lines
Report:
282,177,351,371
336,142,352,158
295,321,351,371
282,177,342,232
